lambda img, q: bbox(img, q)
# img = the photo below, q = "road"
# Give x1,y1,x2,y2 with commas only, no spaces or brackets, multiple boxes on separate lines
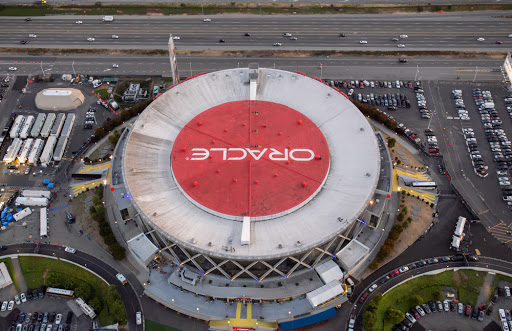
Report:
3,0,511,4
0,54,505,81
1,12,511,51
0,244,143,331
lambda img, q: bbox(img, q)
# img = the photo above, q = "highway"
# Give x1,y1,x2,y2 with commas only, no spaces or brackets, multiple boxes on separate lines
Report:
0,54,505,81
3,0,511,4
0,244,143,331
0,12,511,51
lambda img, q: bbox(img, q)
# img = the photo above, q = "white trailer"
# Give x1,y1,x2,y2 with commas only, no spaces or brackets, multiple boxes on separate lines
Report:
18,138,34,164
40,207,47,237
10,115,25,139
22,190,51,198
484,102,495,109
15,197,48,207
19,115,35,139
454,216,466,237
102,15,114,22
30,113,47,138
39,136,57,166
3,138,23,163
60,114,75,138
40,113,56,138
28,138,44,164
13,207,32,222
53,136,68,161
50,113,65,137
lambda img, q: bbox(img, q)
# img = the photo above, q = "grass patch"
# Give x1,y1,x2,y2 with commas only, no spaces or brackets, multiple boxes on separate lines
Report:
145,320,182,331
1,3,512,16
0,258,19,292
374,270,485,331
94,88,109,100
18,256,123,326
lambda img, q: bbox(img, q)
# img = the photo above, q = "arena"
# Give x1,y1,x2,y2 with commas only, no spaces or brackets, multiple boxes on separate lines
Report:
121,66,391,296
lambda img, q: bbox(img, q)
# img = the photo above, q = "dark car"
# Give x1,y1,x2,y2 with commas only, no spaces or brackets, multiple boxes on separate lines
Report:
492,294,498,304
359,292,369,303
66,213,75,224
379,276,390,284
25,18,32,21
49,312,56,322
20,40,27,44
440,256,450,263
486,305,494,315
0,245,6,251
244,33,251,36
219,39,225,43
429,301,437,312
32,312,38,323
499,287,505,296
339,33,346,37
416,261,426,267
27,290,32,301
33,289,38,300
399,58,408,63
66,311,73,324
471,307,478,319
39,285,45,298
450,301,456,311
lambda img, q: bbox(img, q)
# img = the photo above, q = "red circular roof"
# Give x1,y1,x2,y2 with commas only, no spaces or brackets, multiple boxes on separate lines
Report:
171,100,330,218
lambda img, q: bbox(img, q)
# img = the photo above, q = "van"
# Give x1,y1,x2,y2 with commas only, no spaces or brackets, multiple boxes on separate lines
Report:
345,277,355,287
500,309,507,322
136,311,142,325
116,273,127,285
506,286,511,298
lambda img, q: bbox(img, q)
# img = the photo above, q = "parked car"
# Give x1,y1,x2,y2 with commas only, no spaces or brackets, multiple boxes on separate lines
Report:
465,304,472,316
368,284,378,292
359,292,369,303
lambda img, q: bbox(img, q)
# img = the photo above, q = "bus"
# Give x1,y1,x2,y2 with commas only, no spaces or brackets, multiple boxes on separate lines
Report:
411,181,437,190
75,297,96,319
46,287,74,298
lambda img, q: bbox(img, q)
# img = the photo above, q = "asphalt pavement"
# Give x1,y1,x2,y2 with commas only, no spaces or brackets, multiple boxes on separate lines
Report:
2,0,509,4
0,12,511,51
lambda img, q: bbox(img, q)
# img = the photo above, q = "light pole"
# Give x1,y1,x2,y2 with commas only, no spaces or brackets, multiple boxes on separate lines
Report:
40,62,45,76
473,66,478,83
414,64,419,81
72,61,76,76
320,63,323,80
189,62,192,77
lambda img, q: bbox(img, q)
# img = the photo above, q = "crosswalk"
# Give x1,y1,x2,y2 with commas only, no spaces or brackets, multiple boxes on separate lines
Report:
488,222,512,244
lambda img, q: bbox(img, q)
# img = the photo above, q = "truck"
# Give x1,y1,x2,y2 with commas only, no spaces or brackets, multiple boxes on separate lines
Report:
102,16,114,22
15,197,48,207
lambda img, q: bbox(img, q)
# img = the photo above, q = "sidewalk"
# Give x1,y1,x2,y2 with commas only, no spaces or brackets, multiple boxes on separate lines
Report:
476,272,495,306
11,257,27,293
369,118,419,156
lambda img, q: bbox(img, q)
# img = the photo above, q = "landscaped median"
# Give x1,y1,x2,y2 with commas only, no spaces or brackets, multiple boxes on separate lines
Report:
19,256,127,326
363,269,486,330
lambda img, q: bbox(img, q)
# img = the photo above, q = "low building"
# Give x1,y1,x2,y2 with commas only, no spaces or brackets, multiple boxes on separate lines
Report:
35,88,84,111
122,83,148,103
0,262,13,289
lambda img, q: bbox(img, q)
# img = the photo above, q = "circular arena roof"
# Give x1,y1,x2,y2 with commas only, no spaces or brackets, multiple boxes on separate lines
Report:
122,68,380,261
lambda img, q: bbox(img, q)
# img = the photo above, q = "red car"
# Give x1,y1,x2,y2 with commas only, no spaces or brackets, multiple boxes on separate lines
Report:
410,308,420,319
465,304,471,316
389,270,399,277
359,292,369,303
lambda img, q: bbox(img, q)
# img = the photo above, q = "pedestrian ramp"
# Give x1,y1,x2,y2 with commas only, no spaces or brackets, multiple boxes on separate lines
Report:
209,302,278,330
78,162,111,174
395,168,432,182
71,178,107,197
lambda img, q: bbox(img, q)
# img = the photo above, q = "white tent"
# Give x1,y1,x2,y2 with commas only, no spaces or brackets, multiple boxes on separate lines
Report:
40,207,47,237
315,260,344,284
306,280,344,308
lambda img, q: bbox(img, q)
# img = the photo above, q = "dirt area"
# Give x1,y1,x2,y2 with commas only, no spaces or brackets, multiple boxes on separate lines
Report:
453,272,462,287
361,194,434,279
71,191,109,251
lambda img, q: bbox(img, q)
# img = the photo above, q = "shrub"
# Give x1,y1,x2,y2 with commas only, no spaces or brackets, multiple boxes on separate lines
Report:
362,310,377,330
397,160,402,165
387,137,396,148
384,239,395,248
410,294,423,306
385,308,405,324
397,213,405,222
111,243,126,260
369,262,379,270
401,206,408,215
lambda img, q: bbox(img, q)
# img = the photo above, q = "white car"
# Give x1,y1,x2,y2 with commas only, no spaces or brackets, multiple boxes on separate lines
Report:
400,34,408,38
20,293,26,303
7,301,14,310
28,34,37,38
203,18,211,22
87,37,95,42
75,20,82,24
0,301,6,311
14,295,20,305
399,266,409,273
443,300,449,311
477,37,485,41
500,181,511,186
348,89,354,96
64,247,76,253
497,170,508,175
273,42,282,46
359,40,368,44
391,37,399,41
368,284,378,292
397,44,405,48
8,67,17,71
111,35,119,39
283,33,292,37
136,311,142,325
172,36,180,40
415,305,425,316
290,37,298,40
112,64,119,68
55,313,62,324
509,34,512,38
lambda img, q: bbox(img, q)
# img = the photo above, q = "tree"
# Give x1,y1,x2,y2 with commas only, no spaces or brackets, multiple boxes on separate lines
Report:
45,272,63,288
369,262,379,270
388,229,400,241
106,285,121,302
401,206,408,215
410,294,423,306
384,239,395,248
89,297,102,312
380,244,393,255
434,289,443,301
362,310,377,330
94,127,107,140
110,299,127,323
89,205,96,215
75,283,93,301
397,213,405,222
64,278,77,290
372,293,383,305
366,301,378,313
387,138,396,148
111,243,126,260
385,308,405,325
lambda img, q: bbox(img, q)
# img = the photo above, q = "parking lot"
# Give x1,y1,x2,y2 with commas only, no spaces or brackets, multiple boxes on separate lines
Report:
0,294,92,331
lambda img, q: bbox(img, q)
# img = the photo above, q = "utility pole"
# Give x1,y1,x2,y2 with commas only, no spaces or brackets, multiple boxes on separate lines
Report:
40,62,45,76
201,4,204,15
189,62,192,77
414,64,419,81
320,63,323,80
473,66,478,83
72,61,76,76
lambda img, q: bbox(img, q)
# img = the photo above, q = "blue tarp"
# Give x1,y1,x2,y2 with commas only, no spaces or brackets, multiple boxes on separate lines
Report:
43,179,50,184
48,183,54,188
280,308,337,331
